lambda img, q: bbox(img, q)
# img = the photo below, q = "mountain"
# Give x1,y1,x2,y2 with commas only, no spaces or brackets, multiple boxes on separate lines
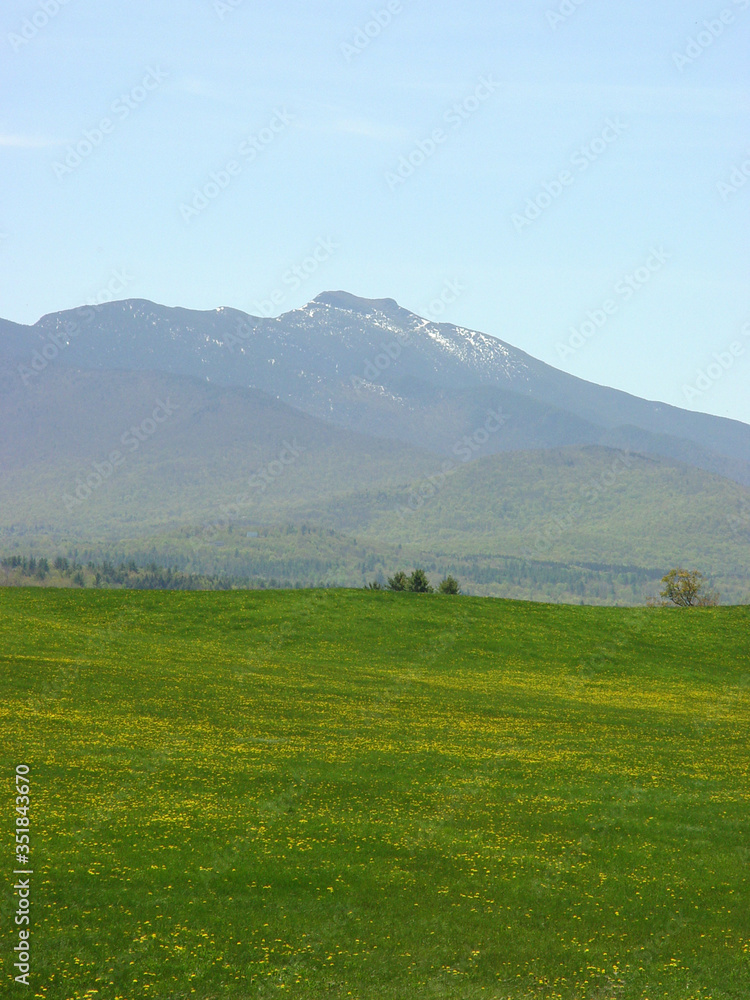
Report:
1,293,749,604
2,292,749,485
0,362,438,531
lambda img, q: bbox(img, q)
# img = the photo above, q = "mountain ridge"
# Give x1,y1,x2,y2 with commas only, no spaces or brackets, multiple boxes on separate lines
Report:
2,291,749,603
2,291,748,486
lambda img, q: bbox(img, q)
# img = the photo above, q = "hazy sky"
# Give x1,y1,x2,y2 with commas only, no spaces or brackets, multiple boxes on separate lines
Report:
2,0,749,423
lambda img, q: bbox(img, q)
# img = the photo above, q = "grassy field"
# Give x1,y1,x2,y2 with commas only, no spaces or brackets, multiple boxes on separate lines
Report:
0,588,748,999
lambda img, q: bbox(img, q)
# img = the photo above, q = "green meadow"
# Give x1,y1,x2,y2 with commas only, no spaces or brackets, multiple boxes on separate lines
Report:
0,587,748,999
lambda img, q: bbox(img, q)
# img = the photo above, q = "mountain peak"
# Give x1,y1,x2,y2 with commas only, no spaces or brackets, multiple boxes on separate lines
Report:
311,291,402,316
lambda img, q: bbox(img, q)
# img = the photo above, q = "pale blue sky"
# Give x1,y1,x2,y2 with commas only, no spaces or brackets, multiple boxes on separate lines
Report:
2,0,749,423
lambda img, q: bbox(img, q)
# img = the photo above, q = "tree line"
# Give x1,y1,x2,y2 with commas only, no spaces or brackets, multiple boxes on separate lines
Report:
365,569,460,594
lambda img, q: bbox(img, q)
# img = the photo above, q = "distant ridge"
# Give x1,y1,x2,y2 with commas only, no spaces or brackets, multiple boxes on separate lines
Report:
1,292,749,604
1,292,748,485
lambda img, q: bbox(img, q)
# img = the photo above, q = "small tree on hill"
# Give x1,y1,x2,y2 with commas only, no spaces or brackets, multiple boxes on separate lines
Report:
407,569,433,593
438,575,460,594
387,571,408,592
658,568,719,607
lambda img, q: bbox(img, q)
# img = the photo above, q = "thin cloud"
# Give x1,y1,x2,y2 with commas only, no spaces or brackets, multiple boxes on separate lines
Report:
0,134,60,149
501,82,750,116
332,118,411,141
174,77,231,100
296,115,410,142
